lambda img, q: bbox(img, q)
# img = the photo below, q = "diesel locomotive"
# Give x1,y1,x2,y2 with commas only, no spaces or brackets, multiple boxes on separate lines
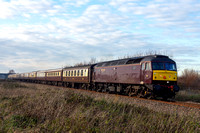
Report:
8,55,179,99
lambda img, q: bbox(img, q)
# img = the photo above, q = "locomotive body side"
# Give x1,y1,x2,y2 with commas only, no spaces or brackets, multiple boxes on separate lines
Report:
94,64,141,84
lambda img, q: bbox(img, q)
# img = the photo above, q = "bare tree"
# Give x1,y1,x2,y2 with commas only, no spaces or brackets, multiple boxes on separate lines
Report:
73,57,98,67
8,70,15,74
88,57,97,64
118,50,172,60
178,69,200,90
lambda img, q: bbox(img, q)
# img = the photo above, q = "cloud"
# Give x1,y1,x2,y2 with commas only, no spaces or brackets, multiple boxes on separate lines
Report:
64,0,90,7
0,0,200,73
111,0,200,32
0,0,58,19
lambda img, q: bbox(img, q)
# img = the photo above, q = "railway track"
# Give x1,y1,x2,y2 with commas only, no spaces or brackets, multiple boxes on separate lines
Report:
32,82,200,110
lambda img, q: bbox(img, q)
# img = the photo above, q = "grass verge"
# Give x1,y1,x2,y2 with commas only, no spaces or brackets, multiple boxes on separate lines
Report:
175,89,200,103
0,81,199,132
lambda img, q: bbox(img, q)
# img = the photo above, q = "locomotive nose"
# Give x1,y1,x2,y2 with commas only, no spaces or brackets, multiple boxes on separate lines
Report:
153,70,177,81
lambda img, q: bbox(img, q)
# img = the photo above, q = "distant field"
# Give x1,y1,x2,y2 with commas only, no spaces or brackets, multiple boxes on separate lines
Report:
0,81,199,132
175,89,200,103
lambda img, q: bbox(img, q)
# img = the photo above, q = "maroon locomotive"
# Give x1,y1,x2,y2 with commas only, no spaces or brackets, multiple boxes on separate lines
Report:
92,55,179,99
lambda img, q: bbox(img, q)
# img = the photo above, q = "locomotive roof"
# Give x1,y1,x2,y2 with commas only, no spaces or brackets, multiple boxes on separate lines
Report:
141,55,175,62
95,55,173,67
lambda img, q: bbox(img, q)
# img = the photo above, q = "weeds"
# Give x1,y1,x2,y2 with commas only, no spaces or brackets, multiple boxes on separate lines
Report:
0,81,199,132
10,115,38,128
175,90,200,102
1,81,27,89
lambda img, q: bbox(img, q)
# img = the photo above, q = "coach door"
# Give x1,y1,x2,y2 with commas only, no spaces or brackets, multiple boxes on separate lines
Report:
141,62,152,84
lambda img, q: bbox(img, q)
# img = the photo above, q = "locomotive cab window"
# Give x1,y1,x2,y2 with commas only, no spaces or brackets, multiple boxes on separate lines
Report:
142,62,151,71
165,63,176,71
152,62,176,71
145,62,151,70
141,63,145,70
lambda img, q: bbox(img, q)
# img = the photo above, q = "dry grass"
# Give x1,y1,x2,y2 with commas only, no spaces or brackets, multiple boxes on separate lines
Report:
175,90,200,102
0,81,199,132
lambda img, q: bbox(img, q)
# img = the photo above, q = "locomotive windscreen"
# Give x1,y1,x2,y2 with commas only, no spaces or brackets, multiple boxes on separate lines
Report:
152,62,176,71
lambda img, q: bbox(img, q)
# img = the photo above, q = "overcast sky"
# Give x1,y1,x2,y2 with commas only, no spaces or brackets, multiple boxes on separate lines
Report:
0,0,200,74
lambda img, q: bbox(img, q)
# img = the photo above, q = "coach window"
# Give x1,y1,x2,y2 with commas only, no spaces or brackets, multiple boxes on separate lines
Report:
85,69,88,76
71,71,73,76
77,70,79,76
